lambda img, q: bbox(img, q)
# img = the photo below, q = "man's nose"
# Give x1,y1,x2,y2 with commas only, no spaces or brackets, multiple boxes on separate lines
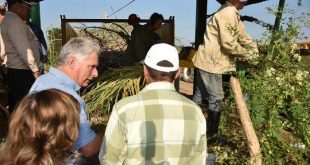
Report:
92,68,98,77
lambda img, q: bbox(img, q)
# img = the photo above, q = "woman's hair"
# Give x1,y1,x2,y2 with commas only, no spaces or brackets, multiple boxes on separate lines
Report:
0,89,80,165
57,37,100,66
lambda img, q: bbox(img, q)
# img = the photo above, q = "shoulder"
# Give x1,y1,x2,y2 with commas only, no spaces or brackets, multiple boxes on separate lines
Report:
113,94,141,112
31,73,56,88
2,13,25,31
3,12,22,23
218,4,236,13
31,74,79,98
215,5,237,19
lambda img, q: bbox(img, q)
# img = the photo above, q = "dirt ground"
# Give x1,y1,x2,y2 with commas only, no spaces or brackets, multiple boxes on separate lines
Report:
179,79,194,98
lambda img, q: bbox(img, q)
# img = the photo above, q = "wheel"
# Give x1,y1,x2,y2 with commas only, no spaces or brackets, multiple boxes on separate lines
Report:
181,67,193,83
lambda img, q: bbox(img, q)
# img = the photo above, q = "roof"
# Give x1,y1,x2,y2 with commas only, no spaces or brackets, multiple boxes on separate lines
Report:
216,0,269,6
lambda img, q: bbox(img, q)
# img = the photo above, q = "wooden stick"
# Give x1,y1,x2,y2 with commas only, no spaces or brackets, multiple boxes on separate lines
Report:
230,76,262,165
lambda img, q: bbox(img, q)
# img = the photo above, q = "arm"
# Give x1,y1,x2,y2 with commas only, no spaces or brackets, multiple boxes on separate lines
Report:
237,22,259,61
99,105,126,165
36,27,48,51
217,9,250,58
79,133,104,157
0,33,5,64
36,27,48,63
8,18,39,72
76,103,103,157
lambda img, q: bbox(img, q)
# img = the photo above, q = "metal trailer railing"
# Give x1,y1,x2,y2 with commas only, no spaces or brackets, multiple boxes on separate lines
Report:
60,15,175,46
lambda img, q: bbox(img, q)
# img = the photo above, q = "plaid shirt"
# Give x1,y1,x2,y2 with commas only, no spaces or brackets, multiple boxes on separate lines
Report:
99,82,207,165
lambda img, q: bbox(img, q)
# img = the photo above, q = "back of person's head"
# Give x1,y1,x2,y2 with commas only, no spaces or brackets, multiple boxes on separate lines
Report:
0,89,80,165
128,13,140,26
6,0,22,9
143,43,179,82
6,0,33,21
226,0,248,9
57,37,100,66
149,12,164,26
0,2,7,15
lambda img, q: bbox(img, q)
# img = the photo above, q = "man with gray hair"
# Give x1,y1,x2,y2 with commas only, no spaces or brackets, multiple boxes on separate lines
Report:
100,43,207,164
30,37,104,160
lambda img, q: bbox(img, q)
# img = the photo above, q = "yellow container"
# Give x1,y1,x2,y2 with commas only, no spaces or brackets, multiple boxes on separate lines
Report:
179,49,196,68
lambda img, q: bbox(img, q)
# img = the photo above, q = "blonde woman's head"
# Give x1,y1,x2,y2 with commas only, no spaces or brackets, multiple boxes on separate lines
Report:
0,89,80,165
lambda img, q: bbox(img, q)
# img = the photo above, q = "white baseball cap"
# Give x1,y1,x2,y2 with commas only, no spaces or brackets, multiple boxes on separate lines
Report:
144,43,179,72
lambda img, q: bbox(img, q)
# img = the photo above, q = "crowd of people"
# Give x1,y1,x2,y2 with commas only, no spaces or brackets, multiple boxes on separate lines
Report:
0,0,259,164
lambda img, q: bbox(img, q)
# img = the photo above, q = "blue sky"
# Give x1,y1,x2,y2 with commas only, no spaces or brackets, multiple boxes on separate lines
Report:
4,0,309,46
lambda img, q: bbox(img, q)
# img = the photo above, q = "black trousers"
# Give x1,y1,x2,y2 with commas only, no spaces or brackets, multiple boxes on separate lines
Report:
7,68,35,113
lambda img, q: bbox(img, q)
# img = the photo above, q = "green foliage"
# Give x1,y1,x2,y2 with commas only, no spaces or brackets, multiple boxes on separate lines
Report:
83,66,145,117
216,9,310,165
46,28,62,68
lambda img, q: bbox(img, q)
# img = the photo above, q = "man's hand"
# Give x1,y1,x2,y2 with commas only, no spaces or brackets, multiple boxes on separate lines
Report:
42,56,48,63
33,71,40,79
79,133,104,157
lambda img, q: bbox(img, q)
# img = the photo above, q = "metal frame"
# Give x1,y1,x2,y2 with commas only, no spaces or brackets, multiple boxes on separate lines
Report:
60,15,175,46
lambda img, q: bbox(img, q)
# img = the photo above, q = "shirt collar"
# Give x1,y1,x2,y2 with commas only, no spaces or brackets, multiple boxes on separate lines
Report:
223,1,240,16
141,82,176,92
49,67,81,91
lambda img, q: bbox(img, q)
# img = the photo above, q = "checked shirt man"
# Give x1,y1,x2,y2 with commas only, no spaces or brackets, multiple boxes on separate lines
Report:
100,43,207,164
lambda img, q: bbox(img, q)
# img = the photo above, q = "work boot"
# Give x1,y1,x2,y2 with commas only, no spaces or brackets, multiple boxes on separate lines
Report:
207,110,221,144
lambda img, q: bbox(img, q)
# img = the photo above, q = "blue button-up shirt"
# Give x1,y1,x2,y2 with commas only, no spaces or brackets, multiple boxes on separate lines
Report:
30,67,96,149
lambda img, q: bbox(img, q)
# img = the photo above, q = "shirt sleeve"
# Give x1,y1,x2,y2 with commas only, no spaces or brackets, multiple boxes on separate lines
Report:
217,9,253,59
237,21,259,61
74,101,97,149
100,105,127,165
8,18,39,72
0,33,5,63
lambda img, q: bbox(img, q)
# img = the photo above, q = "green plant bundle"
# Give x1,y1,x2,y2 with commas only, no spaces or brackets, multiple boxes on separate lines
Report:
242,36,310,164
216,10,310,165
46,28,62,71
83,66,145,116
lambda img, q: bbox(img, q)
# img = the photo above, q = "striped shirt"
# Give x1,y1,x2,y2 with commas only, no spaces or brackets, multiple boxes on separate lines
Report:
30,67,96,149
99,82,207,165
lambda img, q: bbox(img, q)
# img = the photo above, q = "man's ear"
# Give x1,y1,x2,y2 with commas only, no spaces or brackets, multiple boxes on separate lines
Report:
143,65,150,83
175,68,180,79
68,56,77,70
143,65,148,76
